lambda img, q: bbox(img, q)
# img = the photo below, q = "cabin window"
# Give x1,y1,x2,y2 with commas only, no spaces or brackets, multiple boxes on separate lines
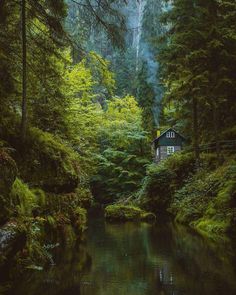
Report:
167,146,175,155
156,148,159,158
166,131,175,138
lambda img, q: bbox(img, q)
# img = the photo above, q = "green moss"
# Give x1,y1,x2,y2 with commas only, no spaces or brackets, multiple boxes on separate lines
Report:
10,178,37,217
192,218,231,238
105,204,156,222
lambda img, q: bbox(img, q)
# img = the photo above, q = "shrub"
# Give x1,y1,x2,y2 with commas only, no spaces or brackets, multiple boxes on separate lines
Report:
138,164,175,212
163,152,195,187
137,152,195,213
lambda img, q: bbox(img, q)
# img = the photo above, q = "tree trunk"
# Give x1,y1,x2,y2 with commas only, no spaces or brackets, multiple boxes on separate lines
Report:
193,97,200,166
21,0,27,142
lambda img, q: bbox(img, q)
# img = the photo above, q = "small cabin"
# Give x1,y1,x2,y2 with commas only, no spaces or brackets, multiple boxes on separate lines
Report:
153,128,185,162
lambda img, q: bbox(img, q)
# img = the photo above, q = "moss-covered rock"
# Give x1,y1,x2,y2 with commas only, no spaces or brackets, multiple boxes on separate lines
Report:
17,128,80,193
105,204,156,222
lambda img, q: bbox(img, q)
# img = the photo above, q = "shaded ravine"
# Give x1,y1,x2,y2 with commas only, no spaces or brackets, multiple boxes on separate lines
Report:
2,215,236,295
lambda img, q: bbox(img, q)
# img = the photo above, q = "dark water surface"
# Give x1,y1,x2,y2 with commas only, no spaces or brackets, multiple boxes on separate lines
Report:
5,216,236,295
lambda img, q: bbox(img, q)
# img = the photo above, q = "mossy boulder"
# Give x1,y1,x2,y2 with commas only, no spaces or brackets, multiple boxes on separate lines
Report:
105,204,156,222
18,128,80,193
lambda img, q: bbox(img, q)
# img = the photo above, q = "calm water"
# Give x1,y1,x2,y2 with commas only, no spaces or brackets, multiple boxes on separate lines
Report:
4,216,236,295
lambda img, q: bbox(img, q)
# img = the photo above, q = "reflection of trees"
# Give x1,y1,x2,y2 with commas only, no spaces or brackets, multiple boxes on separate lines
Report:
147,222,236,295
80,220,156,295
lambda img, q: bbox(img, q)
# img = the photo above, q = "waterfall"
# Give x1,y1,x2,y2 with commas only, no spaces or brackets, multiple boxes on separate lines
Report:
135,0,146,71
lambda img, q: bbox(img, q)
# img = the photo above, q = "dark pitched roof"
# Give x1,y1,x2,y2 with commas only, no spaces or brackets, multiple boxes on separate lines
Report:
152,128,185,143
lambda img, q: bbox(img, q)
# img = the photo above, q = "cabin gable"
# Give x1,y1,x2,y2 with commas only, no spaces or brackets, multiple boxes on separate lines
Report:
153,128,185,163
154,128,185,149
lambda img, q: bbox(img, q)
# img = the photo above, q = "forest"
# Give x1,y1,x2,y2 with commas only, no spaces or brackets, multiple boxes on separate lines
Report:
0,0,236,294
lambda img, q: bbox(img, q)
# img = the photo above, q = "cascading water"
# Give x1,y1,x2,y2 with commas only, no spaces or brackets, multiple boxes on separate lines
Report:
135,0,146,71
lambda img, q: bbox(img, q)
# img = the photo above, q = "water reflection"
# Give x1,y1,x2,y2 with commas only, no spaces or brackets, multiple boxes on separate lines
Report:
4,217,236,295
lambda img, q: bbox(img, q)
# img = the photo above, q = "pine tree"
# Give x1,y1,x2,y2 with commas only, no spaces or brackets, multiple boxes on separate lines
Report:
158,0,236,157
137,62,156,137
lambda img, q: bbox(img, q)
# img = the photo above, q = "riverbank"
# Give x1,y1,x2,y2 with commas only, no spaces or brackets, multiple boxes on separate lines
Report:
137,152,236,240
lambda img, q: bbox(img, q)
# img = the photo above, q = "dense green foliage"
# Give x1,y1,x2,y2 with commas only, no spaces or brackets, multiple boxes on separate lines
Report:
137,152,236,238
91,95,150,202
171,158,236,237
0,0,236,278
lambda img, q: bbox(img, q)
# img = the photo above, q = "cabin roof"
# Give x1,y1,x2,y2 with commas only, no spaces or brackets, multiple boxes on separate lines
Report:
152,128,185,144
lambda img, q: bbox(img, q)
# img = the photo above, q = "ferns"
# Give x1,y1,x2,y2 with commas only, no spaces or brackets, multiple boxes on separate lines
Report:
10,178,37,217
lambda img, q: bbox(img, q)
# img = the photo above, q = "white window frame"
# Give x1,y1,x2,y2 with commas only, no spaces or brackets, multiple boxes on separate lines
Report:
156,147,159,158
166,131,175,138
167,146,175,155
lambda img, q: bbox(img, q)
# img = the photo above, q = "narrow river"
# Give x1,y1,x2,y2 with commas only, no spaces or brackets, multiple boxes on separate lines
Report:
5,215,236,295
